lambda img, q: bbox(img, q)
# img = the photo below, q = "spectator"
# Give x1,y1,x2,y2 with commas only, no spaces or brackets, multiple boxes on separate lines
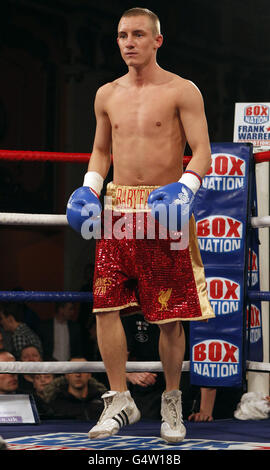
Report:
12,288,41,334
188,386,243,421
21,345,42,362
33,374,55,395
0,350,52,424
32,373,55,419
0,350,18,394
41,357,107,420
188,387,215,422
18,345,43,393
0,303,43,359
0,325,12,352
39,302,83,361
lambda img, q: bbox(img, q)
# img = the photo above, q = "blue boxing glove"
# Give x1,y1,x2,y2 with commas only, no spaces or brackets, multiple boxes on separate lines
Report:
66,171,104,237
147,170,202,231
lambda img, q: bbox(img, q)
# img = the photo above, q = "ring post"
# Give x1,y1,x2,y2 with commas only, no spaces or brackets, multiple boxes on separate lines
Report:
248,159,269,394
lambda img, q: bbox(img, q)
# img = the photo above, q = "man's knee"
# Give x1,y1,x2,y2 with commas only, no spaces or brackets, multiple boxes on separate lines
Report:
96,310,120,326
159,320,183,337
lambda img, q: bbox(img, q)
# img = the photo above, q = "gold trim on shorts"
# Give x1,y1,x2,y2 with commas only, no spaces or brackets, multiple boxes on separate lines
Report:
187,215,215,321
93,302,139,313
105,181,159,212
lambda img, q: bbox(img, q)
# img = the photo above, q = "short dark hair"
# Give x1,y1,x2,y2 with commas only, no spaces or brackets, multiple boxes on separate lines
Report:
20,344,43,358
120,7,161,36
1,303,24,322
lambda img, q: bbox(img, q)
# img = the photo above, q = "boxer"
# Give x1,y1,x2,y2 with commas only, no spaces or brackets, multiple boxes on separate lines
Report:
67,7,214,443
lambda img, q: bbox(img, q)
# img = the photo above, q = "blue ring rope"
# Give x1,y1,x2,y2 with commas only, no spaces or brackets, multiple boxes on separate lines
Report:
0,290,269,302
0,291,93,302
248,291,270,302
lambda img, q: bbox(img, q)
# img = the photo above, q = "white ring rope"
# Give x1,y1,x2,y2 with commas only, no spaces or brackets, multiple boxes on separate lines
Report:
0,361,189,374
0,212,270,228
0,360,269,374
0,213,68,226
251,216,270,228
246,361,270,373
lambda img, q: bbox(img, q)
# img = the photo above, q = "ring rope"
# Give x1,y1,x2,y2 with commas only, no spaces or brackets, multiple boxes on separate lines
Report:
0,149,270,165
0,361,189,374
0,213,68,226
0,290,270,303
248,291,270,302
0,360,268,374
250,216,270,228
0,150,90,163
0,212,270,228
246,361,270,373
0,291,92,302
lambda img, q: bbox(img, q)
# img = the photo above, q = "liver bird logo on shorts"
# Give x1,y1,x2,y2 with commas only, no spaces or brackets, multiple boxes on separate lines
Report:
158,288,172,310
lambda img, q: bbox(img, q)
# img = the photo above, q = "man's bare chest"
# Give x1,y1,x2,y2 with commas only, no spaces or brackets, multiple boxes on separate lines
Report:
107,89,178,133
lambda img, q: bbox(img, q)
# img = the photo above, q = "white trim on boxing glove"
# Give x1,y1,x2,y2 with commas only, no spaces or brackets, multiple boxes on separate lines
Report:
83,171,104,197
178,170,202,195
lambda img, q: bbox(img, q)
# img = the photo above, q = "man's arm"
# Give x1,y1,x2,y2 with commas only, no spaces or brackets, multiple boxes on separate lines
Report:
87,84,112,179
66,85,112,235
188,387,216,422
178,80,212,178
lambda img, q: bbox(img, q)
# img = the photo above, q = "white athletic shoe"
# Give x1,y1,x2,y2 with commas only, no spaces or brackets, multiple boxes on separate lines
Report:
88,390,141,439
160,390,186,443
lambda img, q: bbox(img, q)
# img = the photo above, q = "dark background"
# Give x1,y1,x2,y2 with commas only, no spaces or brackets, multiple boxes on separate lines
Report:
0,0,269,318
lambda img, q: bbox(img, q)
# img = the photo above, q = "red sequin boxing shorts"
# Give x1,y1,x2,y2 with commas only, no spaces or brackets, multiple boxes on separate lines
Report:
92,182,215,324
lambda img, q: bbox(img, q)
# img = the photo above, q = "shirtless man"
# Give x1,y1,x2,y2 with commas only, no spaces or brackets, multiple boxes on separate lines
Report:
67,7,214,442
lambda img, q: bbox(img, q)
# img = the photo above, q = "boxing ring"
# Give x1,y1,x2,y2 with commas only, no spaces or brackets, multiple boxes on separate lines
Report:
0,146,270,452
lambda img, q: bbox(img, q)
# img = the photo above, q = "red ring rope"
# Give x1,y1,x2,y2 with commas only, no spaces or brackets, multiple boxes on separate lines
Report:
253,151,270,164
0,149,269,165
0,150,90,163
